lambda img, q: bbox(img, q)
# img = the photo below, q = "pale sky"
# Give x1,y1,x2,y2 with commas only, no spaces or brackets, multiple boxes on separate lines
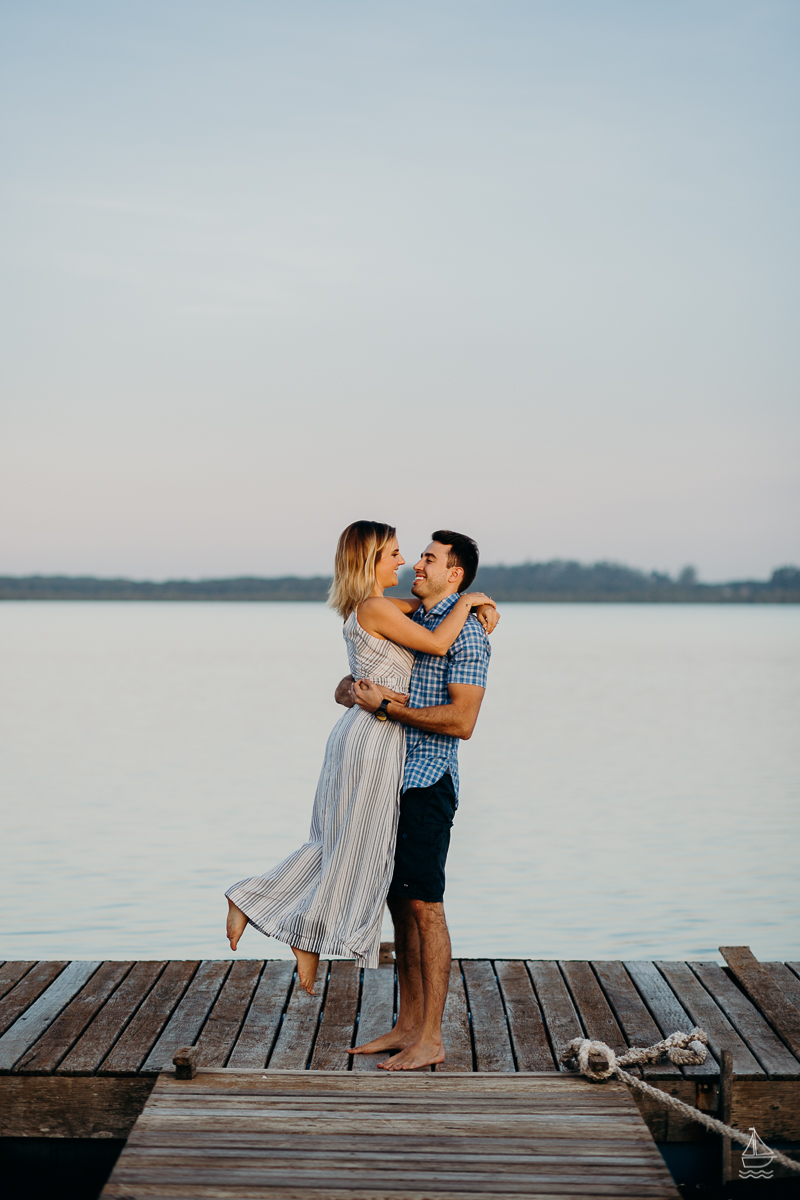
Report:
1,1,798,581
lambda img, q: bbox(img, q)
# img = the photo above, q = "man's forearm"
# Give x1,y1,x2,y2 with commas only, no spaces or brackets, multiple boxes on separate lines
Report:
385,701,465,738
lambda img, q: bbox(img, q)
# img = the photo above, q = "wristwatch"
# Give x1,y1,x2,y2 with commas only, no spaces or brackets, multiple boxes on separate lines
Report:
375,698,391,722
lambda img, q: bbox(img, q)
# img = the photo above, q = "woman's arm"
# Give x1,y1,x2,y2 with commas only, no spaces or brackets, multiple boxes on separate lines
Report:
357,593,493,656
386,597,423,615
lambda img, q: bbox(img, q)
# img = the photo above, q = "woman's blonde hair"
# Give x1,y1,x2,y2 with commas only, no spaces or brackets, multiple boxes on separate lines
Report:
329,520,397,618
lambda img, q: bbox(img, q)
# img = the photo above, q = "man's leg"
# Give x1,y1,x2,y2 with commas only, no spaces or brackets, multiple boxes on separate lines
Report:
347,896,422,1055
379,898,450,1069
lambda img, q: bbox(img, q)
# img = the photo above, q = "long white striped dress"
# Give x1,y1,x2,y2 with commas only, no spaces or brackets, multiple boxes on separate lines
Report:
226,611,414,969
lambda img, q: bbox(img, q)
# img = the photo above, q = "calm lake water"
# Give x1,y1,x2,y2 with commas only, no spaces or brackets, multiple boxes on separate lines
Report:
1,602,798,963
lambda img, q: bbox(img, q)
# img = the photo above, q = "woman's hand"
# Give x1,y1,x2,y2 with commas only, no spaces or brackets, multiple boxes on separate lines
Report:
461,591,495,610
476,604,500,633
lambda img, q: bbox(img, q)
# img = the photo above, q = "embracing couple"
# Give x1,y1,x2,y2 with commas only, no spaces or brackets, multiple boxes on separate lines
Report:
225,521,497,1070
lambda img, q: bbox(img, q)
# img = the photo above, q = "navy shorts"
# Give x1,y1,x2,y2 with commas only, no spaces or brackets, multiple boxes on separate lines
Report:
387,772,457,904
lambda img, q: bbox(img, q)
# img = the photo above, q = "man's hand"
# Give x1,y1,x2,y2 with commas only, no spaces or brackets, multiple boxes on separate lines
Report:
353,679,386,713
337,675,408,709
335,675,356,707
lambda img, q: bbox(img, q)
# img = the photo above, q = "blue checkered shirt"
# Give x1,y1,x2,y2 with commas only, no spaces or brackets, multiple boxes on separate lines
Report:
403,593,491,797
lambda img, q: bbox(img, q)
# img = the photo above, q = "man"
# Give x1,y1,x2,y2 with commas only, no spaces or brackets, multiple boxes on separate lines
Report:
334,530,493,1070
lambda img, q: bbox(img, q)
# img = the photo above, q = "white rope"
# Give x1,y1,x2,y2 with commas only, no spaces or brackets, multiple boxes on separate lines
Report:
561,1030,800,1176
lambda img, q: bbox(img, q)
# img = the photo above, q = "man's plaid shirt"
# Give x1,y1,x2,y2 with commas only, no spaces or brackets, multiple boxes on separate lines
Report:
403,592,491,797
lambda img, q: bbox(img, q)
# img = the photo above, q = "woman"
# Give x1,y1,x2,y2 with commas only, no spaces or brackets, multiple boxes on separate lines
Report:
225,520,494,993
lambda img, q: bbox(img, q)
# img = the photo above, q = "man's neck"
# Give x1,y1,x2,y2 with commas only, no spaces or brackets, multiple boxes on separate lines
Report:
421,588,459,613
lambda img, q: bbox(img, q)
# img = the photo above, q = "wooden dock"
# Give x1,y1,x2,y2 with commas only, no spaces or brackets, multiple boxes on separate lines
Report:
1,948,799,1191
101,1070,680,1199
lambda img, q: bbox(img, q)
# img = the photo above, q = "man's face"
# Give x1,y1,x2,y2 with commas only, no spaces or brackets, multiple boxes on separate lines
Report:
411,541,462,602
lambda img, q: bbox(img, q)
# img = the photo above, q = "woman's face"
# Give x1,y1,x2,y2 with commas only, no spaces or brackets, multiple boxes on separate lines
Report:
375,537,405,590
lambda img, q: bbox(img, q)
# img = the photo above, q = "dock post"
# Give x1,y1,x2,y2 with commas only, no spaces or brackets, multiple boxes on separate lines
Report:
173,1045,198,1080
720,1047,733,1184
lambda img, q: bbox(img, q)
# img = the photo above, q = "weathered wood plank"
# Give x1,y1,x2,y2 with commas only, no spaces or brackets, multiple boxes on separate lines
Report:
309,961,360,1071
0,1074,155,1138
623,960,717,1078
350,965,395,1072
720,946,800,1061
0,961,68,1038
764,962,800,1011
494,961,553,1072
655,961,763,1079
437,960,473,1073
195,960,263,1068
592,962,681,1080
267,961,328,1070
100,960,199,1075
0,960,100,1072
141,961,230,1073
0,961,35,1002
526,961,582,1070
59,961,167,1075
226,960,294,1070
101,1070,679,1199
560,961,629,1062
690,961,800,1079
461,961,514,1072
15,960,133,1075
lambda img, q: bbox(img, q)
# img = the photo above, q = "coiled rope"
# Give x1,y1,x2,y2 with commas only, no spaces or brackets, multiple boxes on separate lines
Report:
561,1030,800,1176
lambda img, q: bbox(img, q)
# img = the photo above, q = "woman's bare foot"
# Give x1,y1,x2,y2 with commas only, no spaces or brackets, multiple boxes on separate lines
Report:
226,899,248,951
292,947,320,995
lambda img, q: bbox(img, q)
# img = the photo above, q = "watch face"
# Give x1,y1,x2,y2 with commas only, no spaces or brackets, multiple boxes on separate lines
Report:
375,710,387,721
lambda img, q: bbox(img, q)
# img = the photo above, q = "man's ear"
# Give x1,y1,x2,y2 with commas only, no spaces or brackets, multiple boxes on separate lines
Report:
448,565,465,588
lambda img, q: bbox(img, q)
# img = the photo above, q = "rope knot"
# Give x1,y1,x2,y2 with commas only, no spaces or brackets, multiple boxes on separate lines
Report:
561,1037,618,1081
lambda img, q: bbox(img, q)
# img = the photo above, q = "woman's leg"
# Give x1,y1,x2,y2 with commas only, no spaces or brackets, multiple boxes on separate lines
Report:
291,947,320,994
226,898,248,951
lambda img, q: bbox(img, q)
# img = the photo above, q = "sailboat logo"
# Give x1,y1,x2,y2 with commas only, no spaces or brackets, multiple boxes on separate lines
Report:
739,1126,774,1179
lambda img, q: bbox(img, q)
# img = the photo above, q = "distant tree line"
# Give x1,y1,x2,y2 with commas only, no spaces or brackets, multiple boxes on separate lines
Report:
1,562,799,602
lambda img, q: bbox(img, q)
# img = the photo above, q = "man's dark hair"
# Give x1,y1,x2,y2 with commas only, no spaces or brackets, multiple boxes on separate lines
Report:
431,530,480,590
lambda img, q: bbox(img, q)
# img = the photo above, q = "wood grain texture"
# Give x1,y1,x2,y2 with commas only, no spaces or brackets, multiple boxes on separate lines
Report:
0,960,100,1072
0,961,68,1039
350,964,395,1072
101,960,199,1075
591,962,681,1080
560,961,629,1061
226,960,294,1070
690,961,800,1079
0,1074,155,1138
494,961,553,1072
623,960,717,1079
462,960,515,1072
655,962,763,1079
141,961,230,1074
100,1070,679,1199
267,960,328,1070
15,961,133,1075
309,961,360,1071
195,959,263,1068
0,961,35,1003
764,962,800,1011
527,961,582,1070
720,946,800,1061
59,961,167,1075
437,960,473,1073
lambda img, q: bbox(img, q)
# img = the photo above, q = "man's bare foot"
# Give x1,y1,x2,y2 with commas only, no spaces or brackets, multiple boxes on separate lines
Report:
226,899,248,951
347,1026,418,1056
292,947,320,995
378,1037,445,1071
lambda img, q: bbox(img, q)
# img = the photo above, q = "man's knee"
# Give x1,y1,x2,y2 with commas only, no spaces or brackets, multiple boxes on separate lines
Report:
409,899,447,926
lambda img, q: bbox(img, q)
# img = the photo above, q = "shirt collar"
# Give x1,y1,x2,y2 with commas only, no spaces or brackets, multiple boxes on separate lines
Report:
423,592,460,621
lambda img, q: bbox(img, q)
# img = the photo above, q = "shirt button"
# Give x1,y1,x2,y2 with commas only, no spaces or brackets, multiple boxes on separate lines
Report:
402,833,407,838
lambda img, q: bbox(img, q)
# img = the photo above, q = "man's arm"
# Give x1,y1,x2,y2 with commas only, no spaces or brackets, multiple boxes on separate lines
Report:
353,681,485,740
335,674,409,709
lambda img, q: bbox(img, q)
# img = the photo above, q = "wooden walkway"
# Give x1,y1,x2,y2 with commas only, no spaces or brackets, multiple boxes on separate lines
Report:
1,948,799,1146
100,1070,680,1199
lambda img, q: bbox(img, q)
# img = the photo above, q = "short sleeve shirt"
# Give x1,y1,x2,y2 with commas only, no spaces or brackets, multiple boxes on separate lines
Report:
403,593,491,797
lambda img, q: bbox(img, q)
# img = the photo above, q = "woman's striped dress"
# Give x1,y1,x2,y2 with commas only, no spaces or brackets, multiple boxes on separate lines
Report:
226,611,414,969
